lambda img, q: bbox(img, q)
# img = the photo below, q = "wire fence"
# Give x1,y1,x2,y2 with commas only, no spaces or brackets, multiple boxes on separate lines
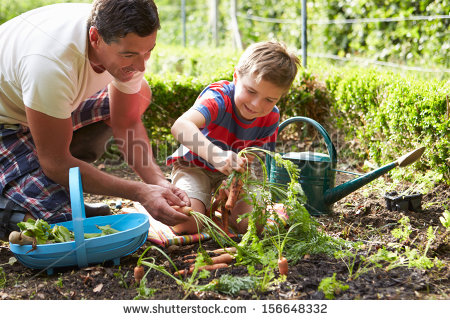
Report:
164,1,449,75
235,11,450,74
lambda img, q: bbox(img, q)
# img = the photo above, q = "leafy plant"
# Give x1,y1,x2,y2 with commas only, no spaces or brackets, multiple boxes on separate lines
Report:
210,274,258,296
391,216,412,243
55,276,63,288
318,273,349,300
0,258,17,289
440,208,450,229
135,245,215,300
134,277,157,300
113,267,129,289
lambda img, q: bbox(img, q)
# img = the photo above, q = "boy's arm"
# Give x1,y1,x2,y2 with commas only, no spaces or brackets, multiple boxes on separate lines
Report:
171,109,245,175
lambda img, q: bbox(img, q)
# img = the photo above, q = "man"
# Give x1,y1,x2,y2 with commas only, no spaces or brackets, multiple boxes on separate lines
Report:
0,0,190,241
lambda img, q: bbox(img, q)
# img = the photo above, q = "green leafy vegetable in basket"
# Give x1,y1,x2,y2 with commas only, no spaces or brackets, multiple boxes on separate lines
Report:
95,224,119,235
12,219,119,245
52,225,73,243
17,219,52,245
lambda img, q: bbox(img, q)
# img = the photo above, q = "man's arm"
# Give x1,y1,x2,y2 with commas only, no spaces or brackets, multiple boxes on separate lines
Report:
107,80,167,186
25,105,189,226
108,79,190,206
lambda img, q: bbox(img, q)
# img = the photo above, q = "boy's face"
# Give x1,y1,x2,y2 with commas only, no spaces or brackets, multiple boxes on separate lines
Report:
89,28,157,82
233,71,285,121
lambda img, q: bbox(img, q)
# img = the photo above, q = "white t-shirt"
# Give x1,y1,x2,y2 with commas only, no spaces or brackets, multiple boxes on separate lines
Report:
0,3,144,125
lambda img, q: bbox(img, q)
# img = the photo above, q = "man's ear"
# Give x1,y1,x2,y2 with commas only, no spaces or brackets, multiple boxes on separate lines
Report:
233,68,238,84
89,27,101,49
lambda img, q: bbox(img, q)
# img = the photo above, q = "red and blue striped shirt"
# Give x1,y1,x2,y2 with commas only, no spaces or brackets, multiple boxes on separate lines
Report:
167,80,279,171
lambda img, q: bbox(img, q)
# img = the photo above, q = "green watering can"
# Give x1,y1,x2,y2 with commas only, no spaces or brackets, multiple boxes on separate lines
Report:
266,116,425,215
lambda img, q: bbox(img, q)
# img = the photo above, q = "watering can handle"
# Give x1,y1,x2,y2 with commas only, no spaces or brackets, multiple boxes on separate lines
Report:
266,117,337,175
69,167,88,268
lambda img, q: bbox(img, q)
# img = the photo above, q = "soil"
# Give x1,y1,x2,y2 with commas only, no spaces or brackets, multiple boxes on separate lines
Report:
0,161,449,301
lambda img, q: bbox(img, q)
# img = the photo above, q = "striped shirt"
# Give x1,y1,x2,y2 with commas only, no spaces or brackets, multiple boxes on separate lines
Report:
167,80,279,171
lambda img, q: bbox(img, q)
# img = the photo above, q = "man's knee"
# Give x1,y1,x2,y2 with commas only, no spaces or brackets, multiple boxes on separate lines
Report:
70,121,113,163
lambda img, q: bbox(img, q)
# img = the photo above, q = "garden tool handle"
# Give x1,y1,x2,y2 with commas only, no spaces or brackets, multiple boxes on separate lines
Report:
266,117,337,176
69,167,88,268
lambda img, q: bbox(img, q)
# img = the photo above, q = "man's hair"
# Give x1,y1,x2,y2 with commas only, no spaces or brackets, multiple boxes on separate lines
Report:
87,0,160,44
235,41,300,93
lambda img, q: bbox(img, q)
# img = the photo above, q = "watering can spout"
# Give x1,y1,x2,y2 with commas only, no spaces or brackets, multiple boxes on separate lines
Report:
324,147,425,206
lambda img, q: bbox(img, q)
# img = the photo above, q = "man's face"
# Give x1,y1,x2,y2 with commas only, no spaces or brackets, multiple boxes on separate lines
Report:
90,28,157,82
233,71,285,121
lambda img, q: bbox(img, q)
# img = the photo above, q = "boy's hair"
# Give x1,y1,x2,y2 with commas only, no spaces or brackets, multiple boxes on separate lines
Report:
87,0,160,44
235,41,300,93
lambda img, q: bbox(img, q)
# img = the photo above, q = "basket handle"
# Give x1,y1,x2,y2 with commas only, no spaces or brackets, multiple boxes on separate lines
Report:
69,167,88,268
266,117,337,176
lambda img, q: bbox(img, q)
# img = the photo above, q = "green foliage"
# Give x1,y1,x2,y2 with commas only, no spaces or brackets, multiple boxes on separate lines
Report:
212,274,259,296
134,277,157,299
113,267,129,289
440,208,450,229
2,1,447,71
320,0,450,69
318,273,349,299
0,258,17,289
326,65,450,183
336,216,444,282
391,216,412,243
55,276,63,288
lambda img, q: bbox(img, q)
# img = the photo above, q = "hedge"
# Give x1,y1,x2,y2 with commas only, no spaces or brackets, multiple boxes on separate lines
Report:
325,67,449,182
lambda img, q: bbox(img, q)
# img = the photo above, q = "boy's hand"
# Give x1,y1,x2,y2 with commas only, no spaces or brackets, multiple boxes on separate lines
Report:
214,150,246,175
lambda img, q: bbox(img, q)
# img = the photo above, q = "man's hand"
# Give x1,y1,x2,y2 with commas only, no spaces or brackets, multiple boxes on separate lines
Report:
157,179,191,207
137,184,191,226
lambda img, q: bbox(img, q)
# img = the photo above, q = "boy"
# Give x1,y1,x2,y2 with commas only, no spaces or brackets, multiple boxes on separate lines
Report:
167,41,300,234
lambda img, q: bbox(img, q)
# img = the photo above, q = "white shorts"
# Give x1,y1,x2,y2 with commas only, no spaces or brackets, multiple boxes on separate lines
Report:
170,161,227,207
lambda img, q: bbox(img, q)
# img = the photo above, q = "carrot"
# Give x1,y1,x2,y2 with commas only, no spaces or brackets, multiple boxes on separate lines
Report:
174,263,229,276
278,257,288,276
181,247,237,261
212,247,237,255
171,205,193,216
222,208,230,233
211,253,234,264
225,176,243,210
183,252,235,264
134,265,145,284
210,187,227,214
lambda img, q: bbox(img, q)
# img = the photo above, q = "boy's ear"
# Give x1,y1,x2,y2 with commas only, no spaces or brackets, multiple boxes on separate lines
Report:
233,69,238,83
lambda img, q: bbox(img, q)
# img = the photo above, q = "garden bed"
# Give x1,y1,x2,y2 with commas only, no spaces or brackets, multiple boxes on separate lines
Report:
0,162,448,300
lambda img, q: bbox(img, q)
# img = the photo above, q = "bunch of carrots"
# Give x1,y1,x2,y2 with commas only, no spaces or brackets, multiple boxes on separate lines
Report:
174,247,237,276
210,172,244,234
133,247,237,283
